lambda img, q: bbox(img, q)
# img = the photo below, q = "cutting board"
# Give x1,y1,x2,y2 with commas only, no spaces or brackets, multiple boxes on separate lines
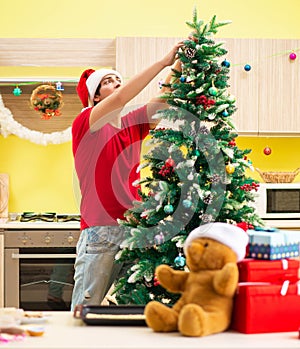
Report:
0,173,9,219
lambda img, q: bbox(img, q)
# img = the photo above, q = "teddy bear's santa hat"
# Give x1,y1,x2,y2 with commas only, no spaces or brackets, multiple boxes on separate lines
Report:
184,222,249,262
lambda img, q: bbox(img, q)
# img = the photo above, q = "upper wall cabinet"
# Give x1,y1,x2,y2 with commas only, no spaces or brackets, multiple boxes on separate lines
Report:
224,38,260,135
116,37,300,136
0,37,299,136
0,38,116,67
225,38,300,135
257,39,300,135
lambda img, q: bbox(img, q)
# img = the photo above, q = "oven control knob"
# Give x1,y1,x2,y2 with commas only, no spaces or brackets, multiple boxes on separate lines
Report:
44,236,51,244
67,235,74,243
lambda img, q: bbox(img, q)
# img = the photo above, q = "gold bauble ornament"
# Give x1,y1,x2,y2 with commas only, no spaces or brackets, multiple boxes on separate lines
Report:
226,164,235,174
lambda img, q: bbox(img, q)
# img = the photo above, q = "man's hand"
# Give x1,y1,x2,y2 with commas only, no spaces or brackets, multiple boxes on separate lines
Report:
159,41,184,68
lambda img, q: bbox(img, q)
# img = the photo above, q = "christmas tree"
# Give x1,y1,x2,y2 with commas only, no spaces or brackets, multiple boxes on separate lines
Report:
114,10,263,305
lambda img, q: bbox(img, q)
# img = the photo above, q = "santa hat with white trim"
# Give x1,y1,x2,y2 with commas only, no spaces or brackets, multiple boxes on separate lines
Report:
184,222,249,262
76,68,123,108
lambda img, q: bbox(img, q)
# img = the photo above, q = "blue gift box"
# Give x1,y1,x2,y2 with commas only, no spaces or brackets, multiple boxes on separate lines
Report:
248,229,300,260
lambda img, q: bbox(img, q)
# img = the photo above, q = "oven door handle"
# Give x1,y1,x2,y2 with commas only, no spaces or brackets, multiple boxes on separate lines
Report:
11,253,77,259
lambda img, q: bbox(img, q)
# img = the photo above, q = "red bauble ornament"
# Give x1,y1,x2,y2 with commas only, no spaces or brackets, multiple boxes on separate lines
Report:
263,147,272,155
289,52,297,61
228,139,236,147
165,157,175,167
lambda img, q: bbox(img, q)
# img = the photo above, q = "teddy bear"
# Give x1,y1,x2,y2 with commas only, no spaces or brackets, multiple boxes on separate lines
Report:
144,222,249,337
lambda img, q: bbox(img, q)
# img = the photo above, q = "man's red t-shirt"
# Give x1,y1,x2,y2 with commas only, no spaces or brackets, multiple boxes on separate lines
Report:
72,105,150,230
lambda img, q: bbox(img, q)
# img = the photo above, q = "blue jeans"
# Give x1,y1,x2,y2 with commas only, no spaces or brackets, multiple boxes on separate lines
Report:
71,226,124,311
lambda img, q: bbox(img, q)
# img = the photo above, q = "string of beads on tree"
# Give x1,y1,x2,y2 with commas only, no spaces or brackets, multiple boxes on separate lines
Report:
30,84,63,120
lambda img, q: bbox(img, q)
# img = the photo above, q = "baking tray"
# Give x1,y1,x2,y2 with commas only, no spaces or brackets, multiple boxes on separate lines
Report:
73,305,146,326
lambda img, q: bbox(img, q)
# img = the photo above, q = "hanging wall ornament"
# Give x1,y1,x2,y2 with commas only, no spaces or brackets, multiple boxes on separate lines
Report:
289,52,297,61
263,146,272,155
55,81,64,91
30,84,64,120
13,86,22,96
244,64,251,71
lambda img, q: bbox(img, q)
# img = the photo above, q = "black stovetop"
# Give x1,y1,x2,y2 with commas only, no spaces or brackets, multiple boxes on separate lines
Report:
19,212,81,223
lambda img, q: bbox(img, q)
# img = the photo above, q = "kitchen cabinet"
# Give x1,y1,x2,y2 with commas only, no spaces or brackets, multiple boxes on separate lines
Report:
223,38,260,134
224,38,300,135
254,39,300,135
1,37,299,136
116,37,300,135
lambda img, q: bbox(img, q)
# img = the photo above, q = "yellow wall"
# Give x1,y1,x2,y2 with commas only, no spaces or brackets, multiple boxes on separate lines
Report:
1,0,300,213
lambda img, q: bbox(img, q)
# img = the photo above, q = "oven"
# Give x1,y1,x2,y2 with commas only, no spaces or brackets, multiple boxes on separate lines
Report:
4,227,80,311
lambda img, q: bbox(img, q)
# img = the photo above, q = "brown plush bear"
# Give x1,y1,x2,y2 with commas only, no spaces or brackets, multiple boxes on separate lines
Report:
144,222,249,337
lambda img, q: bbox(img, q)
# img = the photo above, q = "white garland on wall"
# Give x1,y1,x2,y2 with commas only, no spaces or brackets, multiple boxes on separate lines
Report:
0,94,71,145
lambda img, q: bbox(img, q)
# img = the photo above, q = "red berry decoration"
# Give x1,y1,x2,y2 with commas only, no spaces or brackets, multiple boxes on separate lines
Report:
240,182,259,192
263,146,272,156
195,95,215,110
153,275,160,286
159,158,176,177
289,52,297,61
165,157,175,167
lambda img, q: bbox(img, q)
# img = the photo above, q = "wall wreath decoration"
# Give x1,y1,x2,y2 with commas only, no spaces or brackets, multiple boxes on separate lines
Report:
0,94,71,145
30,84,64,120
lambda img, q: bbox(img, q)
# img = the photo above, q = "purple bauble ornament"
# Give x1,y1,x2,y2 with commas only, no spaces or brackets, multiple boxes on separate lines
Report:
154,232,165,245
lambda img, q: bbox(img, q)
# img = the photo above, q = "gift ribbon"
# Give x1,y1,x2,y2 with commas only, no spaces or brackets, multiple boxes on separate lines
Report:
281,259,288,270
280,280,289,296
237,280,300,296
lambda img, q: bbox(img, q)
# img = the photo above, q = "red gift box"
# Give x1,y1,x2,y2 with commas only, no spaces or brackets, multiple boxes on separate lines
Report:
238,258,300,283
231,281,300,333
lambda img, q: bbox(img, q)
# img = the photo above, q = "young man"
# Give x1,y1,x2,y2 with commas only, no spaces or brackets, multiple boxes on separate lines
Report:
71,42,182,310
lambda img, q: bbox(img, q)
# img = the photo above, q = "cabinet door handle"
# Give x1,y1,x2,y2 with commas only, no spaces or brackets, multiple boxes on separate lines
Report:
11,253,77,259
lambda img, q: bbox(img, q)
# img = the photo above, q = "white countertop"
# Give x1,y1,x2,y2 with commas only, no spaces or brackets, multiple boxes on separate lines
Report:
0,221,80,230
1,311,299,349
0,220,299,231
262,220,300,229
